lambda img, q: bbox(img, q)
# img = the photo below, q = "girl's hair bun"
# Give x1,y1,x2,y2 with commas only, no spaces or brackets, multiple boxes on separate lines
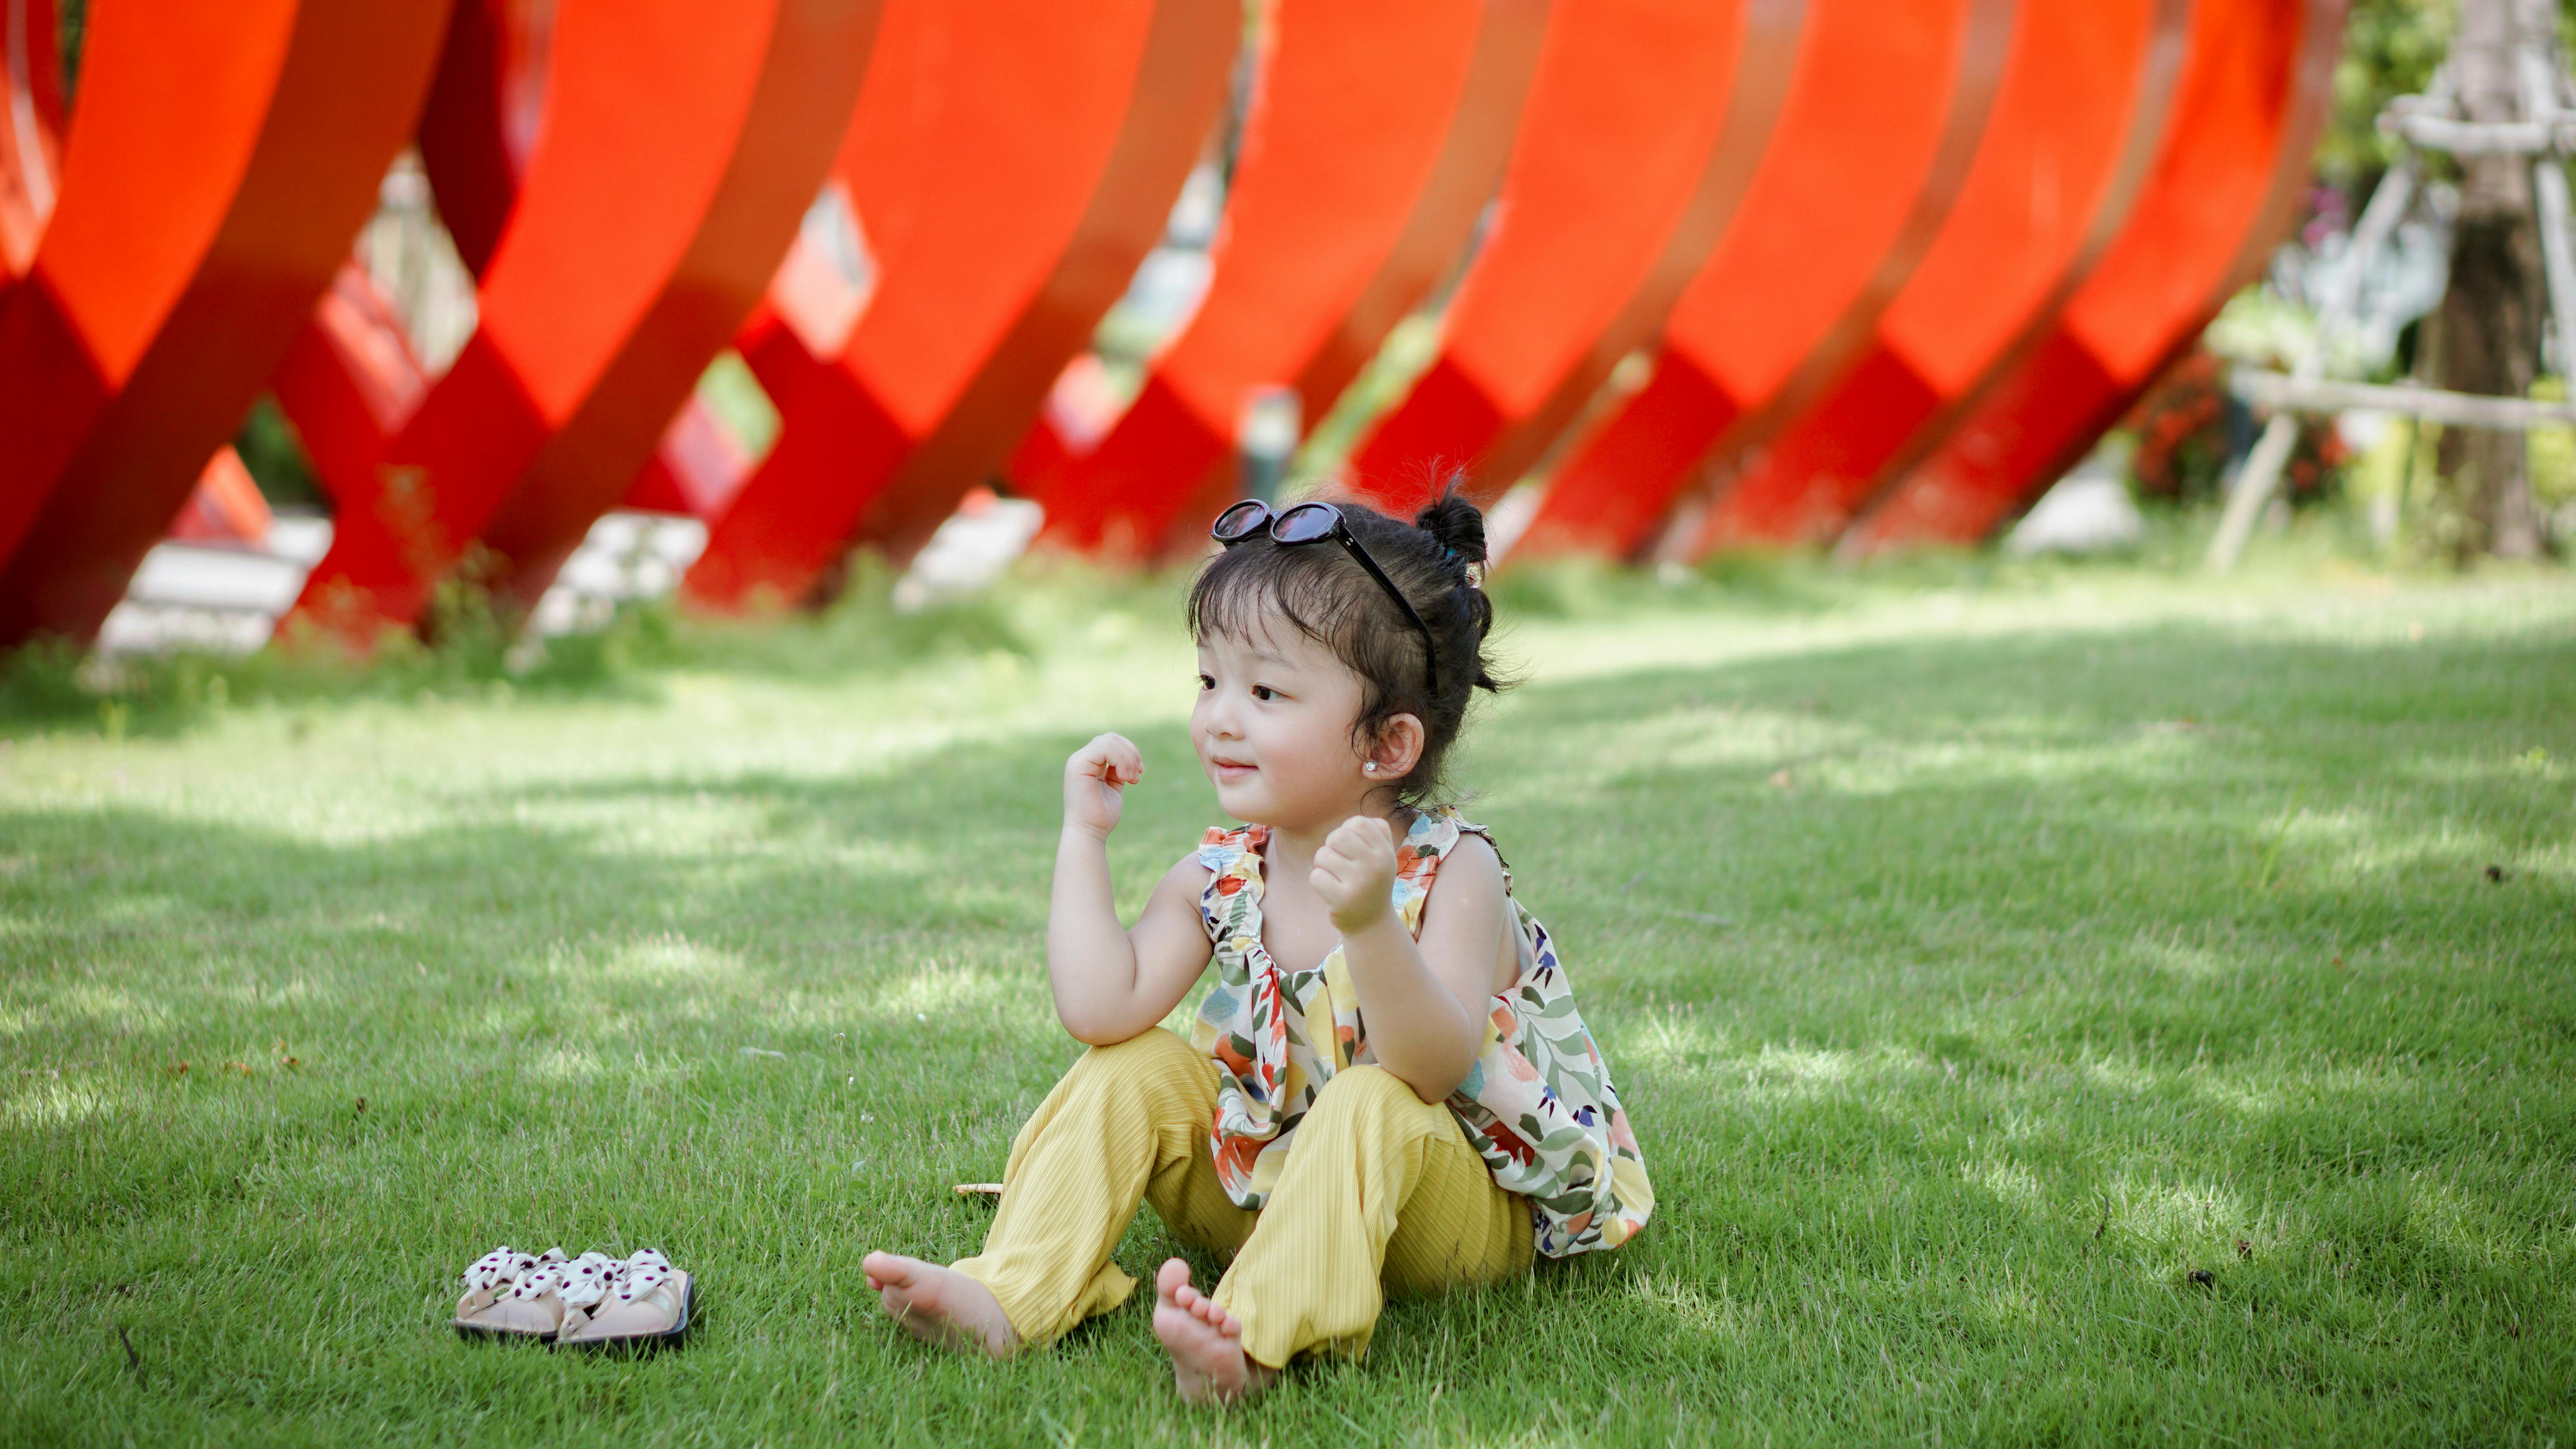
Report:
1413,482,1487,567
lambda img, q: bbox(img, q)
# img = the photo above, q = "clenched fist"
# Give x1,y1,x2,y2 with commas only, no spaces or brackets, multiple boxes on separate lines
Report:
1311,815,1399,932
1064,732,1143,839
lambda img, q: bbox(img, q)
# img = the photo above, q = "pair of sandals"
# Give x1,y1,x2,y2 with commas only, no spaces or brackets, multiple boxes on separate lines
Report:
453,1246,694,1350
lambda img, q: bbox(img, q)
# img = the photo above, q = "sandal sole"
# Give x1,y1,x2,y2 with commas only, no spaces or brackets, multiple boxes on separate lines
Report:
556,1272,694,1355
453,1320,559,1343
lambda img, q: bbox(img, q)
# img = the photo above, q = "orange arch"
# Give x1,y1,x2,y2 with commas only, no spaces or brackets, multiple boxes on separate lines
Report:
414,0,554,277
1683,0,2181,551
0,0,67,291
274,0,882,641
1340,0,1806,514
1846,0,2345,550
0,0,453,647
680,0,1237,610
1025,0,1549,562
1513,0,2012,561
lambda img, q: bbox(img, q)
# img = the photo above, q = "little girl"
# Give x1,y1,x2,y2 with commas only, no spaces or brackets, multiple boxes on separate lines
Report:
862,490,1652,1402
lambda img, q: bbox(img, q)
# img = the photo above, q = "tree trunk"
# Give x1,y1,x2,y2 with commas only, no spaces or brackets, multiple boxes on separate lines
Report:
2430,0,2548,559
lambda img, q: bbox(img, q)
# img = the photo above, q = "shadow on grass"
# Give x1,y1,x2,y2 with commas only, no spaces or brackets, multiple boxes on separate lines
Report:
2,615,2570,1443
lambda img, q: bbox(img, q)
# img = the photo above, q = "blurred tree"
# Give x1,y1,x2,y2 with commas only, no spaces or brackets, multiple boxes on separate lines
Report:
2319,0,2558,557
2423,0,2549,558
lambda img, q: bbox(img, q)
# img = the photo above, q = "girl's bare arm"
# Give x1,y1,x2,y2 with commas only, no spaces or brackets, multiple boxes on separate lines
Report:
1048,733,1213,1045
1312,819,1509,1101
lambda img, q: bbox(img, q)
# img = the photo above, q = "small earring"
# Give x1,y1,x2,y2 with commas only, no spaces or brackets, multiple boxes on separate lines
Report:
1363,762,1378,774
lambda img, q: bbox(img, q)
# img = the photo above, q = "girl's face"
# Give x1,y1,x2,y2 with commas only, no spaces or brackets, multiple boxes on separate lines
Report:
1192,622,1373,830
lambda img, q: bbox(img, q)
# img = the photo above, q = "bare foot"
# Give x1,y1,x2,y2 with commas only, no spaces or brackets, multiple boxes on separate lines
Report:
861,1251,1018,1358
1152,1258,1276,1405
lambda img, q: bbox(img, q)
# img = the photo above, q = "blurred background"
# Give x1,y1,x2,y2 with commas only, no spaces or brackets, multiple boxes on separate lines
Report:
0,0,2569,687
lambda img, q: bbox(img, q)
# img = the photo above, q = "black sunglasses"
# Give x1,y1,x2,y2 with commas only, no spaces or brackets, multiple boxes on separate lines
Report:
1212,500,1438,693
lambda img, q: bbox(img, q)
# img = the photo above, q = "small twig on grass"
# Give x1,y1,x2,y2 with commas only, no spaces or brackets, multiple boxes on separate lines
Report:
117,1326,143,1386
2095,1193,2112,1242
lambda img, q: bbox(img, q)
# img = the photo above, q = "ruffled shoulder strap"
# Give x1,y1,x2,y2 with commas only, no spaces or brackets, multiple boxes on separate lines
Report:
1197,822,1261,873
1393,809,1467,934
1197,823,1268,940
1418,809,1513,895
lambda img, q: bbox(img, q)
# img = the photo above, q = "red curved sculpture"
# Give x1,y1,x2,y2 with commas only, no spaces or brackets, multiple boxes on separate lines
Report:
1681,0,2181,551
1510,0,2011,560
680,0,1237,611
469,2,886,612
414,0,554,277
274,0,881,642
1845,0,2346,550
256,4,539,549
1025,0,1549,562
0,0,2357,649
0,0,66,296
0,0,453,647
1339,0,1807,513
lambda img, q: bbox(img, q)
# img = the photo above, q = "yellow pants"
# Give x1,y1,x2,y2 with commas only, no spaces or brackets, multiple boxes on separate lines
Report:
950,1026,1532,1367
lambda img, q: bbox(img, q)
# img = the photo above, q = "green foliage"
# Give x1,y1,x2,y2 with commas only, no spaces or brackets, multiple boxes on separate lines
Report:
0,594,656,743
54,0,85,103
1292,313,1444,491
0,547,1105,741
694,351,781,462
656,551,1040,680
2521,378,2576,509
1,564,2568,1445
2321,0,2454,188
231,394,325,509
0,637,244,739
2321,1,2576,187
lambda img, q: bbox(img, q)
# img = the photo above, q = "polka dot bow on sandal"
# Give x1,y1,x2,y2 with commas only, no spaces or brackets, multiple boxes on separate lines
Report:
559,1249,694,1353
451,1246,694,1350
453,1246,570,1340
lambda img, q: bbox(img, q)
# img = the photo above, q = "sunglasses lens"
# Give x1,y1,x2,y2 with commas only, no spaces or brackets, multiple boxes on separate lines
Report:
1212,501,1268,541
1272,503,1337,543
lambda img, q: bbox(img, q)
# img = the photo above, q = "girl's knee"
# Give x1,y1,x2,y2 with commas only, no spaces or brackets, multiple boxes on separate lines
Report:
1308,1064,1437,1128
1063,1028,1203,1101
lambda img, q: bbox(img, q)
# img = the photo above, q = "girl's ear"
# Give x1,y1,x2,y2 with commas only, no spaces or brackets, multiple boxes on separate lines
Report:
1368,713,1426,779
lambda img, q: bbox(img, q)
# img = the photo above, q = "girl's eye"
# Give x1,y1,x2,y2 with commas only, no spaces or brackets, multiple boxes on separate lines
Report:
1251,685,1277,702
1197,674,1215,691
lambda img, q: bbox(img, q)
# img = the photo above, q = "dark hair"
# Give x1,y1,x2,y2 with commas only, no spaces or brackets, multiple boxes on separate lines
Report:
1187,482,1510,805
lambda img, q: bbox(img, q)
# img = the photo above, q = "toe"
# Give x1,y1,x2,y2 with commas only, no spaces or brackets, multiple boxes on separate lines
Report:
1154,1258,1191,1300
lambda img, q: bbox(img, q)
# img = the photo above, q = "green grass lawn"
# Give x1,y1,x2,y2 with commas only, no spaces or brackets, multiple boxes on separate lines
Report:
3,557,2571,1446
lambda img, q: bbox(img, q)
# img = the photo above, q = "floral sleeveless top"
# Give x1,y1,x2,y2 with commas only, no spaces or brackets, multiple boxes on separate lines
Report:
1189,809,1654,1257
